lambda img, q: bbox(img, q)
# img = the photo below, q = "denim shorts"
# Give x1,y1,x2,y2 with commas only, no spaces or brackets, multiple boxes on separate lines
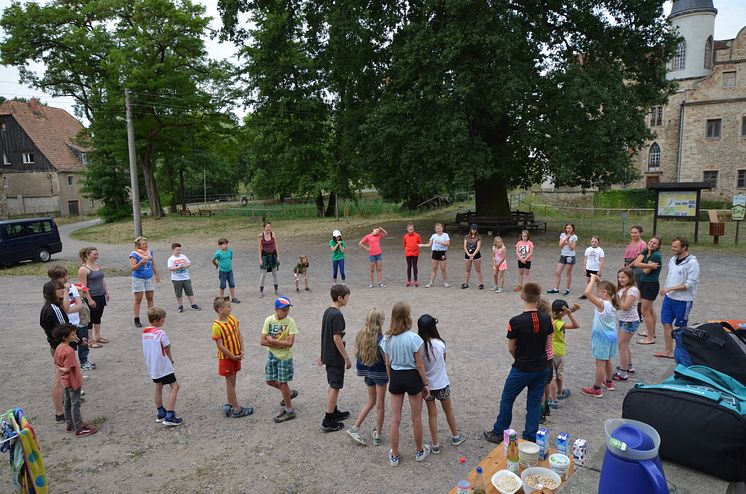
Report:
619,320,641,334
368,253,383,263
131,276,156,293
218,269,235,289
364,376,389,386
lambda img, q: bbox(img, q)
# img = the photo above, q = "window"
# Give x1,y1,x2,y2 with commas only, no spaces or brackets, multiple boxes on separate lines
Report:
706,119,721,139
81,152,88,165
742,116,746,137
22,153,34,164
647,143,661,170
738,170,746,189
67,175,74,186
1,123,5,131
2,154,9,166
670,42,686,71
704,36,713,69
703,170,718,188
723,71,736,88
649,106,663,127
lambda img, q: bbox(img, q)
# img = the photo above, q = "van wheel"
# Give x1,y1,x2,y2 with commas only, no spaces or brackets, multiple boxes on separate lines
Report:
36,247,52,262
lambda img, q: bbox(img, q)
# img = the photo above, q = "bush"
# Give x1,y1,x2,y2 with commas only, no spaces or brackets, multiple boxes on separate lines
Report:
594,189,654,209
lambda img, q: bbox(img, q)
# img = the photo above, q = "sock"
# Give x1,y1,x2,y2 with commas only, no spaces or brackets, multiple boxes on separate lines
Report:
260,287,264,292
285,407,293,413
157,406,166,414
593,385,601,390
324,412,334,422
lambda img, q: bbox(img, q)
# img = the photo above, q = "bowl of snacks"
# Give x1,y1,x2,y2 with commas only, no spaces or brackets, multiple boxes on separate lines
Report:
491,469,523,494
520,467,561,494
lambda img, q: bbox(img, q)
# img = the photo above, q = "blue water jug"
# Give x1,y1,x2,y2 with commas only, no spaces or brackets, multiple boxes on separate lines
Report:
598,418,669,494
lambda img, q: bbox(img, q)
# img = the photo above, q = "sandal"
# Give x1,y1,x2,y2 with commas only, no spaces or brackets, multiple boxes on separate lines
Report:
232,406,254,418
653,352,674,359
637,339,656,345
97,338,109,344
89,342,103,348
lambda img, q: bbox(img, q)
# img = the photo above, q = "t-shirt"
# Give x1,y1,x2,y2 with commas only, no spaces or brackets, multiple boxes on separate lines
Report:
130,250,154,279
329,239,346,261
584,246,605,271
552,319,567,357
262,314,299,360
142,326,175,379
624,240,647,261
516,240,533,261
592,300,617,338
559,234,578,257
493,246,506,265
321,307,346,366
211,315,242,360
55,343,82,390
381,331,424,371
507,310,553,372
638,249,663,283
66,284,81,326
213,249,234,272
617,287,641,322
360,233,385,256
430,232,450,251
422,338,449,389
402,232,422,257
167,254,191,281
356,334,388,380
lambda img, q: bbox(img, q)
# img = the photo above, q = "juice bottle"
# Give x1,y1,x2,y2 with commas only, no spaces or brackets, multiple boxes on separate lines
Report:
507,432,519,474
473,466,487,494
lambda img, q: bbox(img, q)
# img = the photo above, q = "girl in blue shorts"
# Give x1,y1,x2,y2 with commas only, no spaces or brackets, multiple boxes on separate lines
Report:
580,274,619,398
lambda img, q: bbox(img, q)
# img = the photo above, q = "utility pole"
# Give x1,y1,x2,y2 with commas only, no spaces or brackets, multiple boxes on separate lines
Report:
125,88,142,236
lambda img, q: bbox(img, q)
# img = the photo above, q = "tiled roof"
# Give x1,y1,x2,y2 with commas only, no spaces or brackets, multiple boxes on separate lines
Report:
0,99,88,172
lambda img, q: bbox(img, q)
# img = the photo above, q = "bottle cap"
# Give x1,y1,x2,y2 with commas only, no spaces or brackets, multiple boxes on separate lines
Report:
476,466,483,474
459,457,466,464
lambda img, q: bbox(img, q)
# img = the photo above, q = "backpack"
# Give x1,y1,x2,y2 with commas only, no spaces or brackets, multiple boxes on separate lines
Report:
673,321,746,385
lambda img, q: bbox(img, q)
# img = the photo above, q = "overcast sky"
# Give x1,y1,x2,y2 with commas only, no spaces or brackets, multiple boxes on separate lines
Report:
1,0,744,119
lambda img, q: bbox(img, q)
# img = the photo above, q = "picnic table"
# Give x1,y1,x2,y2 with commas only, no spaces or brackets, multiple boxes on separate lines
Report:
447,439,576,494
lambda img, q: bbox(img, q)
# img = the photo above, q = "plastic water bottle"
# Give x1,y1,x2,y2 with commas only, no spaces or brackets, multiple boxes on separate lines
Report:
473,466,487,494
456,456,471,494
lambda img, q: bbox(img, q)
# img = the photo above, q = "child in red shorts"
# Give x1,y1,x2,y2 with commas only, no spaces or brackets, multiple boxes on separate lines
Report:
212,296,254,418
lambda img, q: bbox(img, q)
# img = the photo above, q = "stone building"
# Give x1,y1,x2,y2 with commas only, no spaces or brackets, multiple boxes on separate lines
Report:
634,0,746,199
0,98,100,217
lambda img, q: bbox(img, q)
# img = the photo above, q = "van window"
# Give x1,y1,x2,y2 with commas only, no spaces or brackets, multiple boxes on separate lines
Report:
3,220,52,239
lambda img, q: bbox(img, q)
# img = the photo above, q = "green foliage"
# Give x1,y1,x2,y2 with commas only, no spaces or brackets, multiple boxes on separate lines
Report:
594,189,655,209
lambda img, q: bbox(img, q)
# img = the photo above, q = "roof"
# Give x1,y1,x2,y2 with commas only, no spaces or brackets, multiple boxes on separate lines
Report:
646,182,711,191
669,0,717,19
0,99,88,172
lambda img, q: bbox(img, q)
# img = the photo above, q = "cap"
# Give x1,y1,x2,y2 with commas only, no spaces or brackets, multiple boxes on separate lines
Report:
551,299,569,314
274,297,293,309
332,229,341,237
469,223,478,230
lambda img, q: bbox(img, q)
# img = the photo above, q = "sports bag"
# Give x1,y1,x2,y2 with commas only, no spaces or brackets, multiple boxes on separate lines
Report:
673,322,746,385
622,364,746,481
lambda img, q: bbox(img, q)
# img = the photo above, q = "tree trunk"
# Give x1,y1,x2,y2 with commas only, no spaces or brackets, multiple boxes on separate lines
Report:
314,191,325,217
167,161,177,214
140,143,165,218
325,192,337,217
475,174,511,217
179,167,186,211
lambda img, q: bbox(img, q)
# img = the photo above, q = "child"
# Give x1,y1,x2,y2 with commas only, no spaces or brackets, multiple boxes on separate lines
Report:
613,268,640,381
330,230,347,286
402,223,422,287
580,275,619,398
417,314,466,454
260,297,299,423
549,224,578,295
40,280,70,421
382,302,431,466
580,236,605,300
462,224,484,290
549,300,579,405
492,236,508,292
142,306,182,426
48,265,95,370
537,298,554,424
167,243,201,312
483,282,553,444
419,223,450,288
359,226,388,288
514,230,534,292
53,323,97,437
319,285,352,432
212,238,240,304
347,308,388,446
293,256,310,292
212,296,253,418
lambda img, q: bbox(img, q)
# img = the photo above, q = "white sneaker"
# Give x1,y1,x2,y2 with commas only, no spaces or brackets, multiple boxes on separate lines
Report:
425,283,432,288
368,284,374,289
347,427,366,446
415,444,431,462
496,288,503,293
493,286,499,291
379,283,386,288
443,283,450,288
389,450,400,467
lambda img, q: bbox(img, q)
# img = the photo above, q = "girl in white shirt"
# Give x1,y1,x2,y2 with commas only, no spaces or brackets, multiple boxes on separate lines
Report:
418,223,451,288
613,267,641,381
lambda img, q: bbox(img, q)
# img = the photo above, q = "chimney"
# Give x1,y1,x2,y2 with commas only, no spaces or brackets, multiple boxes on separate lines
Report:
29,98,41,112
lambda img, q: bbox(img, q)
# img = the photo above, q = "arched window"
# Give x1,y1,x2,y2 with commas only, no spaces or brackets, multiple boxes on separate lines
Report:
704,36,713,69
648,143,661,170
671,42,686,71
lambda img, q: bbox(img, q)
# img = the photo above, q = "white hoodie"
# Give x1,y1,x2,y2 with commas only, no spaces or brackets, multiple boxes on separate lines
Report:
663,254,699,302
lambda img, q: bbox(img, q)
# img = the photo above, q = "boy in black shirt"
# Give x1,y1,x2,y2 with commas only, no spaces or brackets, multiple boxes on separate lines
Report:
484,282,553,443
319,284,352,432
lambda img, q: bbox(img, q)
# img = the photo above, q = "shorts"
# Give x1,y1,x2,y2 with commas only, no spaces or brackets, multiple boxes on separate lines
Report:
364,376,389,386
132,276,156,293
388,369,423,396
546,359,554,384
465,252,482,261
619,320,641,334
326,365,345,390
368,253,383,263
89,294,106,325
591,330,618,361
425,384,451,402
661,296,693,328
218,269,235,289
558,255,576,265
495,260,507,271
265,353,293,383
172,279,194,298
552,355,565,381
517,260,532,270
585,269,598,278
638,280,660,301
218,358,241,376
152,373,177,385
432,250,447,261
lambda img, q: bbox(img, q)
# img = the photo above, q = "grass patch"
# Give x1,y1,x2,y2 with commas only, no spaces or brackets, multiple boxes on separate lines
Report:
0,262,129,277
128,448,146,461
90,416,107,427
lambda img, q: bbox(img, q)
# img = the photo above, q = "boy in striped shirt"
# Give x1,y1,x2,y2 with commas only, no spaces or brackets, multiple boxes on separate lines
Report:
212,296,254,418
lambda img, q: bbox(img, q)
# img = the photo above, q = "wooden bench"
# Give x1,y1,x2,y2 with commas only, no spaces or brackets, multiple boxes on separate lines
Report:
198,207,214,217
512,210,548,232
179,208,195,217
444,210,547,235
444,211,474,233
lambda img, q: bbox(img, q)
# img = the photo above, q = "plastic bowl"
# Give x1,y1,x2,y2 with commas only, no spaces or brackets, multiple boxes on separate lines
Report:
491,469,523,494
518,442,540,455
520,467,562,494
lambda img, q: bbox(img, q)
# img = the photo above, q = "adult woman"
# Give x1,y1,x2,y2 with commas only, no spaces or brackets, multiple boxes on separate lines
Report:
130,236,159,328
462,224,484,290
548,224,577,295
39,280,69,421
623,225,647,277
258,221,280,298
633,236,663,345
78,247,110,346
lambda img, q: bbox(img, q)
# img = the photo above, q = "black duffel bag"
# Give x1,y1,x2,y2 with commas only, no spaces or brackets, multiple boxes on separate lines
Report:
673,322,746,385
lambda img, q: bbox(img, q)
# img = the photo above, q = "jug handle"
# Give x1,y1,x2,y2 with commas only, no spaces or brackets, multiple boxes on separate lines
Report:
641,459,670,494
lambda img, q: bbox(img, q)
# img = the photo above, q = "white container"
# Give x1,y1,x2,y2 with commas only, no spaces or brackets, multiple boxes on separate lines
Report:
520,466,562,494
548,453,571,480
491,469,523,494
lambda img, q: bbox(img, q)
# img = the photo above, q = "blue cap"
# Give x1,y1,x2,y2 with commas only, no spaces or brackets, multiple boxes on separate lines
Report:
274,297,292,309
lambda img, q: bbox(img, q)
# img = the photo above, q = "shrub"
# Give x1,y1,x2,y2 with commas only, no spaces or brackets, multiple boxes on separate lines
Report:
593,189,654,209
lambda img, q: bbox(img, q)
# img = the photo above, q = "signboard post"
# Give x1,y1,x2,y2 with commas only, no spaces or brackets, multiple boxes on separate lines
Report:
733,194,745,245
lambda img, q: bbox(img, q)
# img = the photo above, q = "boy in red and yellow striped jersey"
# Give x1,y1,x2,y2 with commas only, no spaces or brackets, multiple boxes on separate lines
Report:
212,296,254,418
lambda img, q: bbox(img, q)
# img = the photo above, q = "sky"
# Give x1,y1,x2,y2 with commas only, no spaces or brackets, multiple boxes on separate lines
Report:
0,0,744,120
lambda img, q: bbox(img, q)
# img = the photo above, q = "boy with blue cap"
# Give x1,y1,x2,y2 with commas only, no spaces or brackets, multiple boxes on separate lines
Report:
261,296,299,422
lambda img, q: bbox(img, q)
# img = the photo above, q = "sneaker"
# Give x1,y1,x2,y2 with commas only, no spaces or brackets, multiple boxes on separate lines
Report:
273,410,296,423
163,414,184,427
332,409,350,421
493,286,499,292
581,386,603,398
347,426,366,445
280,389,299,406
231,298,241,304
619,365,636,375
406,281,411,287
558,389,571,400
222,404,233,417
431,443,441,454
305,287,311,292
379,283,386,288
177,306,184,313
548,399,561,410
389,450,400,467
320,420,344,432
81,361,96,370
75,425,98,437
66,424,74,432
425,283,432,288
368,284,374,289
231,406,254,418
612,372,628,381
478,284,484,290
603,380,616,391
443,282,450,288
191,304,201,311
156,408,167,423
539,414,547,424
451,431,466,446
415,444,431,462
414,281,419,287
496,288,503,293
546,288,560,294
461,283,469,289
371,429,382,446
259,292,264,298
55,414,65,423
579,294,588,300
134,317,142,328
483,430,504,444
563,288,571,295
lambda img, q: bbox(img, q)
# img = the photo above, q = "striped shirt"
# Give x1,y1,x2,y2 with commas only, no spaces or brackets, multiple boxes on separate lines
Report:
211,315,242,359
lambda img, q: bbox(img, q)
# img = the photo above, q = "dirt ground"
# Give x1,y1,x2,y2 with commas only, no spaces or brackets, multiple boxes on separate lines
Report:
2,219,744,493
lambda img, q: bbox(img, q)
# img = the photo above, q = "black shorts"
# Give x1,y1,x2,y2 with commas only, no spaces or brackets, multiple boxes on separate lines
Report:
518,260,532,270
558,255,576,265
326,365,345,390
586,269,598,278
388,369,423,396
638,280,660,301
89,294,107,325
432,250,447,261
465,252,482,260
153,373,177,385
546,359,554,384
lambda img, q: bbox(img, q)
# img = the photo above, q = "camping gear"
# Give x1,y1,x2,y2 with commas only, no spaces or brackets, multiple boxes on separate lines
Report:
1,408,47,493
598,418,668,494
673,321,746,385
